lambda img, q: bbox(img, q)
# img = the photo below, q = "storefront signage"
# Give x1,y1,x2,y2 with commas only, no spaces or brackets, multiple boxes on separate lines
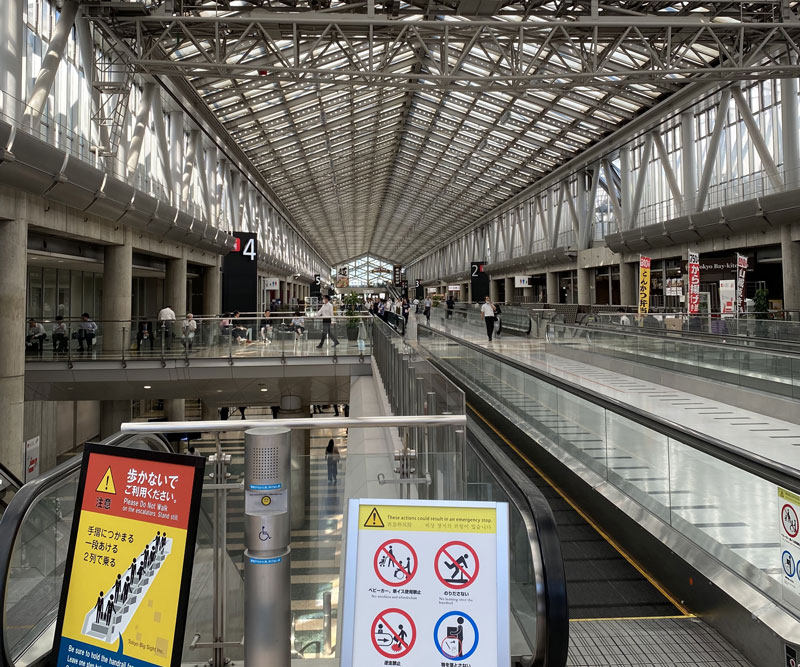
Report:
514,276,531,288
720,279,736,314
736,254,748,314
638,256,651,314
687,250,700,315
447,285,461,292
53,444,205,667
264,277,280,290
340,499,510,667
336,267,350,289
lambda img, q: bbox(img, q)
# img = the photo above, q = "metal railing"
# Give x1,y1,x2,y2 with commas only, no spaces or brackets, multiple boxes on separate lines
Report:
22,315,374,364
417,323,800,638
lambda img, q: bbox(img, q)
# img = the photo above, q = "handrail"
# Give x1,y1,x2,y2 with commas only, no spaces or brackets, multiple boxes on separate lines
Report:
0,432,172,667
418,324,800,493
0,466,21,492
466,412,569,667
584,319,800,354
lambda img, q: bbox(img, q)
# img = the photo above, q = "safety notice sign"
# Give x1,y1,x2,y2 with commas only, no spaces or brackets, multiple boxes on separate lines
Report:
53,443,205,667
780,487,800,611
340,499,509,666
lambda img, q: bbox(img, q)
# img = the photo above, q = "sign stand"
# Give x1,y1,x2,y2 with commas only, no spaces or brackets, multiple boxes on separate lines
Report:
340,499,509,666
52,443,204,667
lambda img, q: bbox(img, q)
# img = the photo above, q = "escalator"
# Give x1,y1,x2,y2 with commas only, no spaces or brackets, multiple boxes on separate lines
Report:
469,408,681,620
419,323,800,667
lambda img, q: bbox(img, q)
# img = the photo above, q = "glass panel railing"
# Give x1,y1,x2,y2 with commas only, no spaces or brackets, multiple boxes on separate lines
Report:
0,436,172,667
546,321,800,399
418,324,800,617
22,316,374,363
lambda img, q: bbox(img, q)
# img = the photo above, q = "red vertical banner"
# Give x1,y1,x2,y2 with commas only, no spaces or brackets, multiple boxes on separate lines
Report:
736,254,748,314
687,250,700,315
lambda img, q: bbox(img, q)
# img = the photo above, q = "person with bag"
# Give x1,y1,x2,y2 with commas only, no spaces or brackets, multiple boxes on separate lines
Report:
494,302,502,339
77,313,97,352
480,296,497,342
325,439,340,484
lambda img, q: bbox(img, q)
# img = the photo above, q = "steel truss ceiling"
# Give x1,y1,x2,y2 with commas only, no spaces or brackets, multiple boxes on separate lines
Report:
86,0,800,266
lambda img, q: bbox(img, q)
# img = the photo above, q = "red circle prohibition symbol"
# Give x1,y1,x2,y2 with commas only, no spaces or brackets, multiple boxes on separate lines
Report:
373,539,418,587
370,608,416,658
434,541,480,589
783,504,799,538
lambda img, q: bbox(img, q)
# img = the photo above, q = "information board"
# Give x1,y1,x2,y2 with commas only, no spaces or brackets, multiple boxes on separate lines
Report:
222,231,258,313
340,499,509,667
470,261,489,303
53,444,205,667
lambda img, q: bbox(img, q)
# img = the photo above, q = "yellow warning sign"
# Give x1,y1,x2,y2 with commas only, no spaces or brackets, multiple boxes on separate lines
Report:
95,466,116,495
358,504,496,533
363,507,385,528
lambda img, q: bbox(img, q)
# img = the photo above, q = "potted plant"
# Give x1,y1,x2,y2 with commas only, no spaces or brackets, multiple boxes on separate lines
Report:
343,292,361,341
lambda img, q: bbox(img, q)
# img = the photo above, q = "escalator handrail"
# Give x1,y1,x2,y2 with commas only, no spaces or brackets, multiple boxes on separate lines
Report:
552,319,800,360
0,432,172,667
0,466,21,492
466,413,569,667
419,323,800,494
585,319,800,354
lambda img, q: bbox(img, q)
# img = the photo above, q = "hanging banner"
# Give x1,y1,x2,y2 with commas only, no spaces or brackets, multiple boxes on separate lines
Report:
393,265,403,285
687,250,700,315
736,254,748,314
638,256,651,314
336,267,350,289
340,499,510,667
53,444,205,667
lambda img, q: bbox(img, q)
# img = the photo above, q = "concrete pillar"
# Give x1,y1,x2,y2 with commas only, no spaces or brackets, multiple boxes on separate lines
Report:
0,215,26,478
503,277,514,304
577,266,592,306
489,278,499,303
0,0,24,120
546,271,559,304
100,400,131,438
201,400,217,421
782,225,800,314
165,398,186,422
619,261,637,306
102,240,132,353
467,281,473,303
279,394,310,530
681,111,697,215
202,261,221,316
166,257,187,318
522,286,533,303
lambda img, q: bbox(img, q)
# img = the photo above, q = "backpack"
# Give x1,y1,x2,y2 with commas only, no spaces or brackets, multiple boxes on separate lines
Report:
494,304,501,315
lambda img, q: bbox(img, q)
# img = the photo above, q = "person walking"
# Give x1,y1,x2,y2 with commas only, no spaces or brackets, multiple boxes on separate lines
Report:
325,439,340,484
315,295,339,348
77,313,97,352
401,298,410,333
446,294,455,318
158,304,176,349
181,313,197,350
424,295,432,324
480,296,497,342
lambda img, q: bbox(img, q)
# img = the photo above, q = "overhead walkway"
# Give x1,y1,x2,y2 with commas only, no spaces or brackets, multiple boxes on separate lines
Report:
416,316,800,666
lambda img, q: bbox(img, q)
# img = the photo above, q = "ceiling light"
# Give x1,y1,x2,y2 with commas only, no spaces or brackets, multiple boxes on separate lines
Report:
143,385,152,389
260,388,268,392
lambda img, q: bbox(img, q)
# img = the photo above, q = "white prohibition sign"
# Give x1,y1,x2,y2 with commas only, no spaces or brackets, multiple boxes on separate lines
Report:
435,541,479,589
373,539,417,587
783,504,799,538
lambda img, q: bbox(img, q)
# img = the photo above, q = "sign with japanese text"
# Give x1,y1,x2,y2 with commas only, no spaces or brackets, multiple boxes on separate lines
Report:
53,444,204,667
736,254,748,314
779,487,800,612
340,499,509,667
24,435,40,482
687,250,700,315
393,265,403,285
638,256,651,314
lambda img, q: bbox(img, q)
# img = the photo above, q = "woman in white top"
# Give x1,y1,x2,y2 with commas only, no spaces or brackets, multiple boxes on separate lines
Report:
480,296,497,341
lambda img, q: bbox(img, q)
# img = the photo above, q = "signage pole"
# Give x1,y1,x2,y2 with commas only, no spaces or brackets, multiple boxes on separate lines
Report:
243,427,292,667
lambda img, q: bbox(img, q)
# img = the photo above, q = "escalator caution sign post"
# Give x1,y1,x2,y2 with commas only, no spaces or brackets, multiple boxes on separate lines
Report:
52,443,205,667
340,499,510,666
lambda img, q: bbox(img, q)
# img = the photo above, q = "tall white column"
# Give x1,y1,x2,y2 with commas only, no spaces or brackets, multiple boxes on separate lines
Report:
102,239,132,353
0,0,24,120
782,74,800,190
169,112,185,206
681,111,697,214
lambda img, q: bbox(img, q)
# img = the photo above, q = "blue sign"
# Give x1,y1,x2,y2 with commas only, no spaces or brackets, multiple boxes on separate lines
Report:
434,611,478,661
